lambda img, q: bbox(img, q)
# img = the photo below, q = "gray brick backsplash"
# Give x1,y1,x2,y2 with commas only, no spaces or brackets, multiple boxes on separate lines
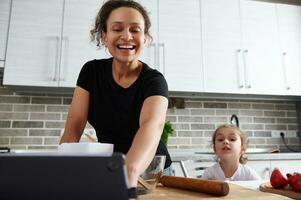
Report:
191,124,215,130
63,98,72,105
228,103,251,109
277,118,297,124
12,121,43,128
172,123,190,130
204,116,227,123
241,124,264,130
252,103,274,110
253,131,272,137
0,129,27,136
254,117,275,124
249,138,266,144
288,125,298,130
45,121,65,128
11,137,43,145
265,124,287,130
178,131,203,137
44,137,60,145
13,104,45,112
168,137,190,145
184,101,203,108
240,110,263,116
216,109,239,115
32,97,62,104
30,113,61,120
29,129,61,136
275,104,296,110
165,116,177,122
0,112,29,120
0,93,298,150
204,102,227,109
47,105,70,112
178,116,203,123
0,104,13,111
190,109,215,115
0,96,30,104
167,108,189,115
264,111,285,117
0,121,11,128
0,137,9,145
191,138,211,145
287,111,297,117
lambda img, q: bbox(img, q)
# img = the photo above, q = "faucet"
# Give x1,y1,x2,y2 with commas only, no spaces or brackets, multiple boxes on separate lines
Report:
230,114,239,127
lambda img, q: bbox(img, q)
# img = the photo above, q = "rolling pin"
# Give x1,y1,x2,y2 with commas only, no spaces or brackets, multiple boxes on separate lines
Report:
160,176,229,196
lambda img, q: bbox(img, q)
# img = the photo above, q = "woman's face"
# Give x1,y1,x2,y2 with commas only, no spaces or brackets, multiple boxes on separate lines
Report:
102,7,146,64
214,127,244,161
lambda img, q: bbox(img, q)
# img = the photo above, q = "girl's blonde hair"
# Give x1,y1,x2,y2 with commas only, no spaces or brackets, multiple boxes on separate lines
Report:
212,124,248,164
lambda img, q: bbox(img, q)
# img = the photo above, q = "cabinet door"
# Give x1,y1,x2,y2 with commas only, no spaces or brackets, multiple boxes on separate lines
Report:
0,0,11,64
138,0,158,70
271,160,301,175
201,0,245,94
277,4,301,96
247,160,271,180
4,0,63,87
60,0,108,87
240,0,285,95
158,0,203,92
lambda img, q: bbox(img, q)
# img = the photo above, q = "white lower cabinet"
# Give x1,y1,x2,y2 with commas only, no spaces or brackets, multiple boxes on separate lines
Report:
247,160,271,180
270,160,301,175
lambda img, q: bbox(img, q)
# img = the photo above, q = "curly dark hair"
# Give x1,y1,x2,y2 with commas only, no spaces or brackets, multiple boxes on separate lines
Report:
90,0,152,48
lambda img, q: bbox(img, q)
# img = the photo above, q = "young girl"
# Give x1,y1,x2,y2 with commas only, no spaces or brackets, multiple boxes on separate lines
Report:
202,124,261,181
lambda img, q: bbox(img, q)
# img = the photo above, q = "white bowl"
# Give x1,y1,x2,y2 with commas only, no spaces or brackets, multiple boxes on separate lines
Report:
58,143,113,156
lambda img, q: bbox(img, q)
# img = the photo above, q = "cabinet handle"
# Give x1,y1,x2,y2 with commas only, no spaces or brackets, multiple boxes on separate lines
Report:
59,36,69,82
236,49,244,88
52,36,60,81
243,49,251,88
281,52,290,90
158,43,165,74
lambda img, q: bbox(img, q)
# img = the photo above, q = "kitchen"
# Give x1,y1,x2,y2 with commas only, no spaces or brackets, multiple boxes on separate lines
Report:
0,0,301,199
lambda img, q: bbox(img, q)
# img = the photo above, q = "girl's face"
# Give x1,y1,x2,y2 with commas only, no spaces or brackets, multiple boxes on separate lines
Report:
214,127,244,161
102,7,147,64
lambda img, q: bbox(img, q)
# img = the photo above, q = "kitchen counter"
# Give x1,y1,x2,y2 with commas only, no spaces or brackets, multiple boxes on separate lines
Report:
169,149,301,162
138,183,290,199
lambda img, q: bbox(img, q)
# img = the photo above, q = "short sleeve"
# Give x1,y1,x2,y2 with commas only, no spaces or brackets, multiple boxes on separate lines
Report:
76,61,92,92
143,72,168,100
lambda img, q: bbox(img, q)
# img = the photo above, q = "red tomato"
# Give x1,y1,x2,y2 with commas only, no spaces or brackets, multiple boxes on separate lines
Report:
288,173,301,193
270,168,288,189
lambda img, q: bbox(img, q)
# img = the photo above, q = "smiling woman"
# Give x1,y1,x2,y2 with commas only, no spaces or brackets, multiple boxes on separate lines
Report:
59,0,172,194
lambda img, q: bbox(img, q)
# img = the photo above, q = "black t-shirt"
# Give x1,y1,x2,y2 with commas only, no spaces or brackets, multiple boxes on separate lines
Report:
77,58,171,168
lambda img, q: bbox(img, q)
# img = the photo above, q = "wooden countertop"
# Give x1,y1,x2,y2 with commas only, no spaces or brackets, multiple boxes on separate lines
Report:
138,183,290,200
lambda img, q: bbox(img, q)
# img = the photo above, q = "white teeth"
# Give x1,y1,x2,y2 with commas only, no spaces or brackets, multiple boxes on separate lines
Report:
118,44,134,49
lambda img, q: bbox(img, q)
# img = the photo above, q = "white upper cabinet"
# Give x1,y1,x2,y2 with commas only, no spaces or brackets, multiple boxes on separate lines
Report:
240,0,284,95
60,0,108,87
201,0,243,94
140,0,203,92
4,0,106,88
202,0,285,95
276,4,301,95
0,0,11,64
4,0,63,87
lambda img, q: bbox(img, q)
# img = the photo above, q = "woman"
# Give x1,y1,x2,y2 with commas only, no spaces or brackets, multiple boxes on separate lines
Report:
59,0,172,189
